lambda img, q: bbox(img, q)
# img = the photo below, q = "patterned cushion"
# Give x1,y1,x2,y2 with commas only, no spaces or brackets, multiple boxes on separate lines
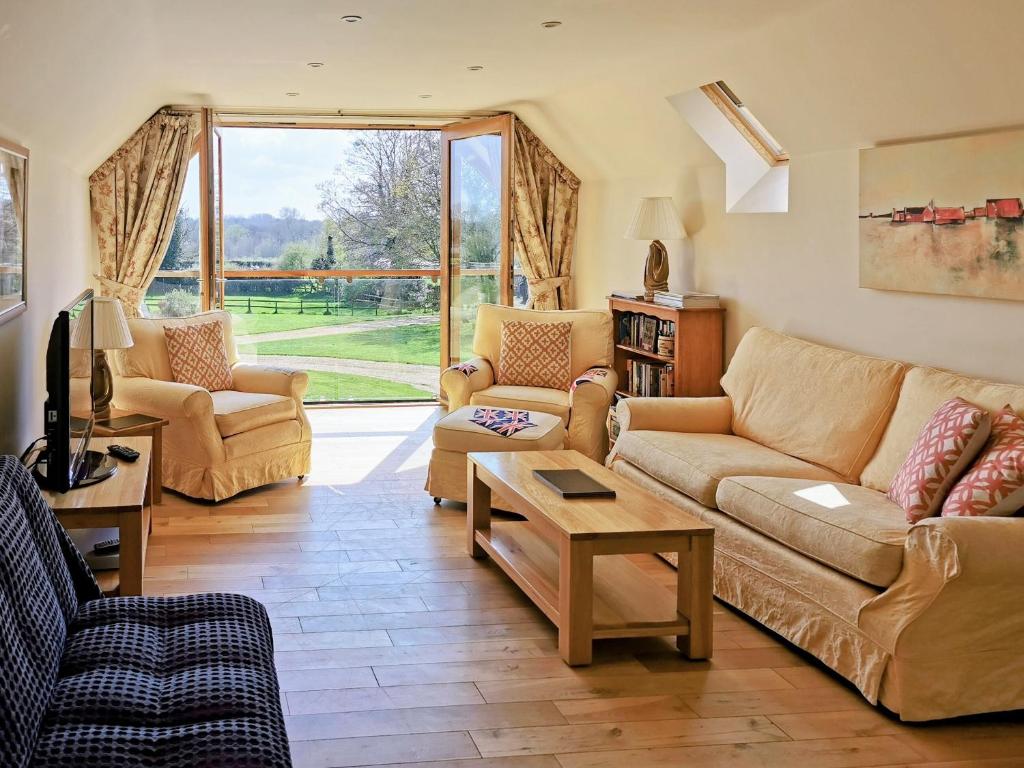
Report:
496,320,572,390
943,405,1024,517
164,321,234,391
32,593,291,768
887,397,991,524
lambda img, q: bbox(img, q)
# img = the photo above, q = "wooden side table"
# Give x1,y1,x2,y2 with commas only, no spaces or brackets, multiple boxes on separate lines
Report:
93,410,168,505
42,436,152,596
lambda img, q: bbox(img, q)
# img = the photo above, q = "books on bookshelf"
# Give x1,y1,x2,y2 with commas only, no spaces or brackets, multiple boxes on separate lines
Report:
617,312,676,354
652,291,720,309
624,359,675,397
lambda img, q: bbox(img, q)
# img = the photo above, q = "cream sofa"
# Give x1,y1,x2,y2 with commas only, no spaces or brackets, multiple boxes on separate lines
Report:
113,310,312,501
608,327,1024,722
440,304,617,463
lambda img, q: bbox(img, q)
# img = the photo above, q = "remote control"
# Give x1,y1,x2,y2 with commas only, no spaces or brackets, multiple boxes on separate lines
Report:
93,538,120,555
107,444,140,462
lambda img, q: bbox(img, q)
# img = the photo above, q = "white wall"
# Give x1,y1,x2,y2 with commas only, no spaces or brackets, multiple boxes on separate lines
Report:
572,149,1024,384
0,124,92,455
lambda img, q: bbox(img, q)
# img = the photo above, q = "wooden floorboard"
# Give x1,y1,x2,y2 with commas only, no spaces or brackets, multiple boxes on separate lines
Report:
146,405,1024,768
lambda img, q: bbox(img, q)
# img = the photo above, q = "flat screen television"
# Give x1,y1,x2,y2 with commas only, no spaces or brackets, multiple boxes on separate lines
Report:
36,289,116,491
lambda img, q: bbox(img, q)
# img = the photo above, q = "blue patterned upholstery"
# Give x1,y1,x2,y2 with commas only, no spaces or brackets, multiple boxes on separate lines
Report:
0,456,291,767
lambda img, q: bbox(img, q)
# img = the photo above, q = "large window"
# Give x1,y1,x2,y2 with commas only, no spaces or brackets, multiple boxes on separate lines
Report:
150,113,516,404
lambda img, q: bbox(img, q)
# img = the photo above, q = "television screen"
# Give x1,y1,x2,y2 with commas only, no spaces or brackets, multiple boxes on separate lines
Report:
40,289,95,491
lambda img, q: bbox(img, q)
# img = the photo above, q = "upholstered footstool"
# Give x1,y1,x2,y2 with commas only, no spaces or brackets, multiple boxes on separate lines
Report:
427,405,566,506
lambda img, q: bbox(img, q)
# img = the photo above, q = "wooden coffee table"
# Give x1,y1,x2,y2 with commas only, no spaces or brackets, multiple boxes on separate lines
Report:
467,449,715,665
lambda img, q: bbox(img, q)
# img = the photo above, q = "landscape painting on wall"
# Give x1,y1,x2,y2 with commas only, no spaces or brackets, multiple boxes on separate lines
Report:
859,128,1024,302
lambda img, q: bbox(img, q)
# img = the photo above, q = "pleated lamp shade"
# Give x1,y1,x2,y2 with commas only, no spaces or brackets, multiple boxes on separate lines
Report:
624,197,687,240
70,297,134,350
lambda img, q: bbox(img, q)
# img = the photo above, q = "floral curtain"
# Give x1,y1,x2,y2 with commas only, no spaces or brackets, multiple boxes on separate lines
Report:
89,111,198,317
511,119,581,310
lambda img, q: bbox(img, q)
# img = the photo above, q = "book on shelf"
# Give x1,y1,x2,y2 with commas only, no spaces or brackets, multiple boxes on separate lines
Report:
624,359,675,397
652,291,720,309
609,288,646,300
617,312,677,354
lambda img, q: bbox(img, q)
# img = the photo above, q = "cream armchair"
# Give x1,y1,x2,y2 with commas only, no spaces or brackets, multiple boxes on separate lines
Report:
440,304,617,462
112,310,312,501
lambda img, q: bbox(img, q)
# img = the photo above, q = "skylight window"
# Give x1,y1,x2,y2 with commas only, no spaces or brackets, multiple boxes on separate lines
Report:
700,81,788,165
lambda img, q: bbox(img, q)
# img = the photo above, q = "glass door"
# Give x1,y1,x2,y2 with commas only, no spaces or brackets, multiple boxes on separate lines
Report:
440,115,512,368
199,109,225,310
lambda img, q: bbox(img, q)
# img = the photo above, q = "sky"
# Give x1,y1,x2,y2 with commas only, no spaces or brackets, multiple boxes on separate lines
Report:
179,127,359,220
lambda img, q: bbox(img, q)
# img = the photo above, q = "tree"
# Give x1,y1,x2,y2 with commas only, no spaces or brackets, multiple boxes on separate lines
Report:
277,243,314,270
310,234,337,271
316,131,440,270
161,207,198,270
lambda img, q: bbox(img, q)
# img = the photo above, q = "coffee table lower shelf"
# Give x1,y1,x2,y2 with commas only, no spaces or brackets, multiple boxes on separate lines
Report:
475,520,690,646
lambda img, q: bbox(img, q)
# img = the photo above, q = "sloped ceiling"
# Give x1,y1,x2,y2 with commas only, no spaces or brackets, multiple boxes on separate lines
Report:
2,0,1024,177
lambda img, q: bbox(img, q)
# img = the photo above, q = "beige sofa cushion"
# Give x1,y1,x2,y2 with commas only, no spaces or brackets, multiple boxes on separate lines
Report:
471,385,570,426
211,390,296,437
119,310,239,381
722,327,906,481
861,366,1024,492
612,430,843,508
433,405,565,453
717,477,909,588
472,304,613,380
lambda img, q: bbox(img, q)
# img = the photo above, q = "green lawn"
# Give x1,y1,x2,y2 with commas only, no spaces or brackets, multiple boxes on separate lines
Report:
304,370,433,402
240,323,442,366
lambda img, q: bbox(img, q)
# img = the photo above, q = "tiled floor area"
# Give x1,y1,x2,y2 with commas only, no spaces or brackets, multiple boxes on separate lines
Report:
147,406,1024,768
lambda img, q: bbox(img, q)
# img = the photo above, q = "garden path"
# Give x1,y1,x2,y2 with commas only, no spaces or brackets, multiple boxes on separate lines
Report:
238,353,440,395
234,313,438,345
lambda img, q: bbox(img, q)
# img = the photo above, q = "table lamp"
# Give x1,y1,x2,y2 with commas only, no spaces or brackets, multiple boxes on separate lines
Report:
624,197,687,301
71,296,134,420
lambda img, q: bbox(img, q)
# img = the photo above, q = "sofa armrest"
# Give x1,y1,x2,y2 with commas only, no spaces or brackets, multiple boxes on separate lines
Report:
440,357,494,411
567,368,618,463
113,376,224,464
232,363,309,402
859,516,1024,658
616,396,733,435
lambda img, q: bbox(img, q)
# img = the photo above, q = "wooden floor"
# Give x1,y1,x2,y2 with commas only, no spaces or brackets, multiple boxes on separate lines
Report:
148,405,1024,768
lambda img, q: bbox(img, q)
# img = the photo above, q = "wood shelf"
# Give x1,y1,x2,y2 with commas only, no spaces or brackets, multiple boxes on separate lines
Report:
615,343,674,363
475,520,689,639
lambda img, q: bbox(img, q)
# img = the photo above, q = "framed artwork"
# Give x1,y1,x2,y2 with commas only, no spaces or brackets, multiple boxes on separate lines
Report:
0,137,28,324
859,128,1024,302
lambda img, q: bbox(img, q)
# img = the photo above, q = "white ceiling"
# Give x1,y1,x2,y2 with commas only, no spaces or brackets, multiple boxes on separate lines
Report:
2,0,1023,177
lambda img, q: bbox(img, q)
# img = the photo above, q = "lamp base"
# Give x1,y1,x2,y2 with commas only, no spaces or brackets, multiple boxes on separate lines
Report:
643,239,669,301
92,349,114,420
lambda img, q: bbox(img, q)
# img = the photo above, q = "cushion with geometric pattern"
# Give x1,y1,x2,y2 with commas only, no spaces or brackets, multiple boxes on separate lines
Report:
164,321,234,392
496,320,572,390
887,397,991,524
942,405,1024,517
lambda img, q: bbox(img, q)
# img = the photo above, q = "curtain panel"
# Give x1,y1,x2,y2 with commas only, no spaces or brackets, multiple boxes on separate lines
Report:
89,111,198,317
511,119,581,310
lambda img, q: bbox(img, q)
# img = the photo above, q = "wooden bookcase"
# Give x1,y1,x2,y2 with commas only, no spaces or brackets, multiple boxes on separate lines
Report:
608,297,725,447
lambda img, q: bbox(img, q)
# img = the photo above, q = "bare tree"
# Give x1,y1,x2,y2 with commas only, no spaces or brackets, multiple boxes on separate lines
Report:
317,131,440,270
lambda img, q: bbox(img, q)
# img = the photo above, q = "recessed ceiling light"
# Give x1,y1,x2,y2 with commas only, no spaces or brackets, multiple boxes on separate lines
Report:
418,94,432,99
541,20,562,28
307,62,324,68
467,65,484,71
286,92,300,97
341,14,362,22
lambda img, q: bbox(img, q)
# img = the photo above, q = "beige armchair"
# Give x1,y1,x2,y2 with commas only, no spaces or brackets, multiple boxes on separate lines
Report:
440,304,617,462
112,310,312,501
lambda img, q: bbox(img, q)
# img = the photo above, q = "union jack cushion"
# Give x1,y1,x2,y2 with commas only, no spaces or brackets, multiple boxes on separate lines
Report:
942,405,1024,517
470,408,537,437
570,367,609,392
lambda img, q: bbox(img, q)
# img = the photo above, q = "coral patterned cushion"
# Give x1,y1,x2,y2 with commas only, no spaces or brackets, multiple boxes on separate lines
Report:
943,405,1024,517
886,397,991,524
496,320,572,390
164,321,234,392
